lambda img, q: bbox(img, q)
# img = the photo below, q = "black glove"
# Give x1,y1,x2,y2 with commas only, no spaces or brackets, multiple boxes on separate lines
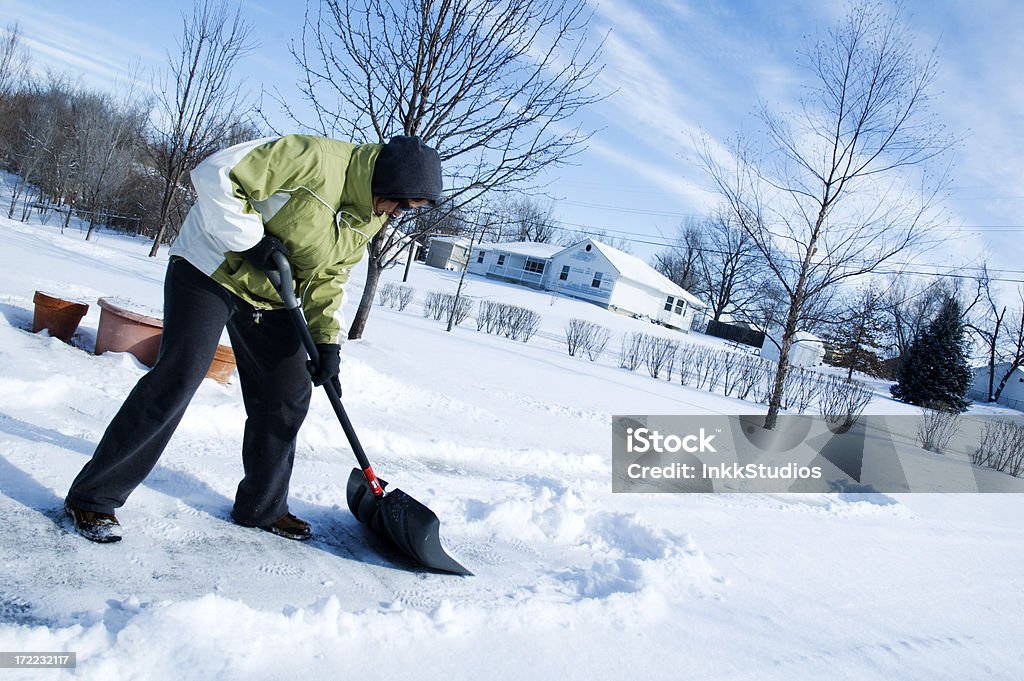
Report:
309,343,342,394
242,234,289,272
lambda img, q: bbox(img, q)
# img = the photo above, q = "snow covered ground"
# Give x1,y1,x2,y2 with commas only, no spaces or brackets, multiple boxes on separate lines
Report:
1,196,1023,680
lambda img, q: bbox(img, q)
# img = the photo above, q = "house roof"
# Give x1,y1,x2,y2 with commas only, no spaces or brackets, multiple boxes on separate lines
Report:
429,236,471,249
972,362,1024,376
556,239,706,308
477,241,564,259
765,327,824,344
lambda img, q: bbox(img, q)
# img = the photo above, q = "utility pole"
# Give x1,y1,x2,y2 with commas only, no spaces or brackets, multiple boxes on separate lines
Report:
446,209,493,332
402,238,417,283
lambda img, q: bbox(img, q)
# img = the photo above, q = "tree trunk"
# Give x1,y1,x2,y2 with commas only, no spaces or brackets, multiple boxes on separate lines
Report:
764,304,801,430
986,330,1000,401
764,215,821,429
7,175,23,219
149,181,178,257
348,255,383,340
993,362,1021,403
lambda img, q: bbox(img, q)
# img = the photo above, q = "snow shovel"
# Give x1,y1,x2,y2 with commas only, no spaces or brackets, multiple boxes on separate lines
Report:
266,251,471,576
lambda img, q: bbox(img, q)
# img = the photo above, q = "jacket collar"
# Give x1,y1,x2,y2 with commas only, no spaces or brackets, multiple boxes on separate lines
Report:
341,143,383,223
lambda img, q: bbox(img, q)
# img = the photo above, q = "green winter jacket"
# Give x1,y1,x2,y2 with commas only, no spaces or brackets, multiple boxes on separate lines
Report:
169,135,387,344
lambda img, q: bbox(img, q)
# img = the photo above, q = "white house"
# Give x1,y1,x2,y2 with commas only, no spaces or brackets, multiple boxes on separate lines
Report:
424,236,472,271
969,362,1024,411
760,329,826,367
467,238,705,330
468,241,567,289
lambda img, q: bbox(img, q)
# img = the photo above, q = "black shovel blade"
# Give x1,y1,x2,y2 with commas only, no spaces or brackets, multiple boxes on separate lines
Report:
345,468,472,576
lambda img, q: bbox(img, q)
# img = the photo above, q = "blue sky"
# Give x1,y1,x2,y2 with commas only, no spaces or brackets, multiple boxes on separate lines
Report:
3,0,1022,289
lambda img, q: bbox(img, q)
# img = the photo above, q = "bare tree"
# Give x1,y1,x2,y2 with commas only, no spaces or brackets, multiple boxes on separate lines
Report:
0,23,29,100
148,0,256,256
283,0,604,339
0,24,29,174
557,226,633,253
71,86,148,239
992,288,1024,404
699,2,953,429
885,275,949,374
499,194,560,243
695,208,765,322
652,220,703,291
6,76,76,221
964,261,1009,402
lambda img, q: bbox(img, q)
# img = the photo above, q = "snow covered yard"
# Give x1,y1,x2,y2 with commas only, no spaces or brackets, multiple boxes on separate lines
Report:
1,210,1023,680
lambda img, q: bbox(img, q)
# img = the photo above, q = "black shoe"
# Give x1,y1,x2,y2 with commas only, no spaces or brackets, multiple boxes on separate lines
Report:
236,512,312,541
65,500,122,543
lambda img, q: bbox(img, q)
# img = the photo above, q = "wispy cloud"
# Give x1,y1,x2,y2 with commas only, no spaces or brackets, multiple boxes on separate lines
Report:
7,1,164,90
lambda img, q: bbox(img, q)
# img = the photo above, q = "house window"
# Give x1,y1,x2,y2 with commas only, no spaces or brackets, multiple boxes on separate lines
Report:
477,251,485,263
664,296,674,312
674,298,685,315
524,259,546,274
559,265,570,281
592,272,603,288
497,254,506,266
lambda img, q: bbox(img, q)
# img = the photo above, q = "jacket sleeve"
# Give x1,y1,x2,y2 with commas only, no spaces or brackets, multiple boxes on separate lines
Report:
297,217,384,345
299,259,357,345
188,137,277,253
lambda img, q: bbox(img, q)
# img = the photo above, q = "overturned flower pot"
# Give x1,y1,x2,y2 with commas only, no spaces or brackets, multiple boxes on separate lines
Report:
32,291,90,343
95,297,235,383
206,343,237,384
96,297,163,367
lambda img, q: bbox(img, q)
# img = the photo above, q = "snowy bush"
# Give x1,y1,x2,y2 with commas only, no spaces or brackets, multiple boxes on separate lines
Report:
720,352,768,399
733,355,768,401
643,335,678,380
377,282,397,307
818,377,873,427
916,406,962,454
565,318,592,357
376,283,415,310
476,300,498,333
423,291,448,320
509,306,541,342
619,332,645,371
423,291,474,325
450,297,475,327
675,343,696,384
782,368,824,413
719,351,740,396
395,285,414,311
972,420,1024,476
565,318,612,361
584,325,611,362
475,301,540,342
684,347,719,391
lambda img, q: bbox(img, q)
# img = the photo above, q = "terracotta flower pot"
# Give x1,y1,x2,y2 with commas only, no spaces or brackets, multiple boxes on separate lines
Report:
32,291,90,343
94,296,237,382
95,297,163,367
206,343,237,384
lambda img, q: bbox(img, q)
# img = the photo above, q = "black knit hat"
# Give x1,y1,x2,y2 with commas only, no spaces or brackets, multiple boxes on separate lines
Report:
371,136,443,205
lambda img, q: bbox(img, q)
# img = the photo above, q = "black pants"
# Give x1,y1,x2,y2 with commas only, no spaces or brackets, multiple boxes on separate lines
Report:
67,257,313,526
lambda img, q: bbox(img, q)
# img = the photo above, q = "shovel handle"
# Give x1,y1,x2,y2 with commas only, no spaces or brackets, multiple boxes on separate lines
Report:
268,251,385,498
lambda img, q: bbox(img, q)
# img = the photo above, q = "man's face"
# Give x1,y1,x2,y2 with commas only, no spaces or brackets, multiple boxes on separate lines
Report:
373,197,430,220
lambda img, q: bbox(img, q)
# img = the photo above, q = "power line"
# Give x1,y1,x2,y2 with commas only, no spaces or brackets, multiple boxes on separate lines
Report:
555,200,1024,232
547,225,1024,283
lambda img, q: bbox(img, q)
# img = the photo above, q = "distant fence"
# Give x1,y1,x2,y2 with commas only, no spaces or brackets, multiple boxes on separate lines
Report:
705,319,765,349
